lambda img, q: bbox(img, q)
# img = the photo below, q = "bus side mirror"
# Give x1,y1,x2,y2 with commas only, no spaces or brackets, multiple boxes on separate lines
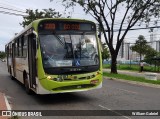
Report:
98,34,101,39
32,30,39,50
98,38,103,52
97,34,103,52
100,42,103,52
33,36,37,50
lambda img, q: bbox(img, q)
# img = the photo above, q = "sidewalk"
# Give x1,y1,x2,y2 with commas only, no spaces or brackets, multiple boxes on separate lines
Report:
0,92,11,119
103,69,160,79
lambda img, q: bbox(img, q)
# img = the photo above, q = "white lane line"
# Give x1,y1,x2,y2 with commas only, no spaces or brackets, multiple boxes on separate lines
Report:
106,85,138,94
118,88,138,94
4,94,11,110
98,105,132,119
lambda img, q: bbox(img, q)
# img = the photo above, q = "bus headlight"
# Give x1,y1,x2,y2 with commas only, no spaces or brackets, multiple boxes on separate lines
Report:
53,78,63,82
47,76,52,80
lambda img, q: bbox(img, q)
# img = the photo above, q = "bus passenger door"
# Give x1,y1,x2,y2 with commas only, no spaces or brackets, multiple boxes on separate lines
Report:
28,34,37,89
12,43,16,77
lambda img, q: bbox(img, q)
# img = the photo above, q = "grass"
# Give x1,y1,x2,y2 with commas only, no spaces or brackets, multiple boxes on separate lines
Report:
103,72,160,85
103,64,160,72
8,116,19,119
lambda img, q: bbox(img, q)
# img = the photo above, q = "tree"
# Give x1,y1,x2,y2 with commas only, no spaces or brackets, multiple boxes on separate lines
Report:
101,43,110,62
60,0,160,73
144,47,158,65
20,8,62,27
131,35,149,62
144,47,160,71
0,51,6,59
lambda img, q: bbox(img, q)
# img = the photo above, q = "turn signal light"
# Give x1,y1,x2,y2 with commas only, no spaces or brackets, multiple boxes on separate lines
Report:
96,72,100,75
90,79,99,84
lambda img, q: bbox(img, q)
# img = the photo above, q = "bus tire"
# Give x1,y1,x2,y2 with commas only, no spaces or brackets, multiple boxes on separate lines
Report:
24,75,32,95
9,66,14,80
11,75,14,80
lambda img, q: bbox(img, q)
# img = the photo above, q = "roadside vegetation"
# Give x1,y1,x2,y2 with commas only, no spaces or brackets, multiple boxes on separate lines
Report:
103,72,160,85
61,0,160,74
0,51,6,59
103,64,160,73
9,116,19,119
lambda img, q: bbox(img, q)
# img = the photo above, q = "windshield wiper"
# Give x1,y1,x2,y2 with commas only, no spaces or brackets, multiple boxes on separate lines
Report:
54,35,64,46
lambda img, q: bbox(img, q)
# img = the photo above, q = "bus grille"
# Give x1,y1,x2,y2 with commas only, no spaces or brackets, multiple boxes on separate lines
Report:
52,84,95,91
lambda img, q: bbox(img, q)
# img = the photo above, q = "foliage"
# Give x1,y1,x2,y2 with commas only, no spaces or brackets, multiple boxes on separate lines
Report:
144,46,158,65
103,64,160,72
61,0,160,74
20,8,63,27
101,42,110,61
131,35,150,62
0,51,6,59
103,72,160,85
131,35,159,67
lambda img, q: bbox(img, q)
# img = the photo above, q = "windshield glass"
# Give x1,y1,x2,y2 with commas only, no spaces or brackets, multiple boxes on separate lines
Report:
39,33,99,68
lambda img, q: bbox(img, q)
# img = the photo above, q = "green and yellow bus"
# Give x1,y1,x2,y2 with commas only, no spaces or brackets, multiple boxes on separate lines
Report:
5,18,102,94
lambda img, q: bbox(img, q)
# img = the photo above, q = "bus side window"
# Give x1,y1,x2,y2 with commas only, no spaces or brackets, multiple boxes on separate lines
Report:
19,38,22,57
21,36,24,56
8,44,11,57
22,36,27,57
15,39,18,57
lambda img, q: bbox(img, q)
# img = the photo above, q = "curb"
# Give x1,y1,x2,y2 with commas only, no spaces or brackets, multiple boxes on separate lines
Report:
104,77,160,89
0,92,11,119
103,69,160,79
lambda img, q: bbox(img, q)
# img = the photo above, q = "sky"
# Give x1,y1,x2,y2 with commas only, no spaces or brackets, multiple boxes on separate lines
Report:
0,0,159,51
0,0,91,51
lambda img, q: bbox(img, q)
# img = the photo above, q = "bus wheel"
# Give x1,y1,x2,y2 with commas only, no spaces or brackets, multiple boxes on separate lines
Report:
24,76,32,95
10,75,14,80
9,67,14,80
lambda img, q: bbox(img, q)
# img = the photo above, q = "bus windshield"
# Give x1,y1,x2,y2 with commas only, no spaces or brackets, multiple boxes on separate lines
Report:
39,33,99,69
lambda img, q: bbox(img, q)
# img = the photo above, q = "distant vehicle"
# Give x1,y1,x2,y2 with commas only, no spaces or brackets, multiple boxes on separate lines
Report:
5,18,103,94
1,59,6,62
0,59,6,62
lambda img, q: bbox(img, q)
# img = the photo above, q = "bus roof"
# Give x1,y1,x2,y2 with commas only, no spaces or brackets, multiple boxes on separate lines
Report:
6,18,96,45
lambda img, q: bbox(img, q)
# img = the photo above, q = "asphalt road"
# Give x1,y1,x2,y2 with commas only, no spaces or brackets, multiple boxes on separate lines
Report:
0,61,160,119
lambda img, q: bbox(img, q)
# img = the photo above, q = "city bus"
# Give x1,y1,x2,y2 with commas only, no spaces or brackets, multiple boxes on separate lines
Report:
5,18,102,94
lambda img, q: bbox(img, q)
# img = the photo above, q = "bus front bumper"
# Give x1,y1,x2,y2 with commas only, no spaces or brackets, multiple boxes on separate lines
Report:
36,75,102,94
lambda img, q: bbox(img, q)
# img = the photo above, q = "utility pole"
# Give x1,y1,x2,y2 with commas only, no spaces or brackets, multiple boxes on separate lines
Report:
159,41,160,52
128,43,130,60
150,28,154,48
121,41,124,58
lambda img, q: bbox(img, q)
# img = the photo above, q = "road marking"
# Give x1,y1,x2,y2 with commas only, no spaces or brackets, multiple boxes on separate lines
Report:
98,105,132,119
118,88,138,94
106,85,138,94
4,94,11,110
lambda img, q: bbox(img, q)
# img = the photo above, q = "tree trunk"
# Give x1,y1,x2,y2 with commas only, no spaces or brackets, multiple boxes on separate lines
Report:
111,54,117,74
139,53,142,72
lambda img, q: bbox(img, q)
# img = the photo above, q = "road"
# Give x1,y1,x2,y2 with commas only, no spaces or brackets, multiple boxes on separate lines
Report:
0,61,160,119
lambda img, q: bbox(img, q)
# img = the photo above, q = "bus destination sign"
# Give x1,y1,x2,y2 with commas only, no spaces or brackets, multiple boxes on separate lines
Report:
38,21,96,33
63,23,80,30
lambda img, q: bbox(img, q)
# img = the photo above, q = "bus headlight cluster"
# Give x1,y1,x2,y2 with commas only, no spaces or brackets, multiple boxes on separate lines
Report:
87,74,96,79
53,78,63,82
47,76,52,80
47,76,63,82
